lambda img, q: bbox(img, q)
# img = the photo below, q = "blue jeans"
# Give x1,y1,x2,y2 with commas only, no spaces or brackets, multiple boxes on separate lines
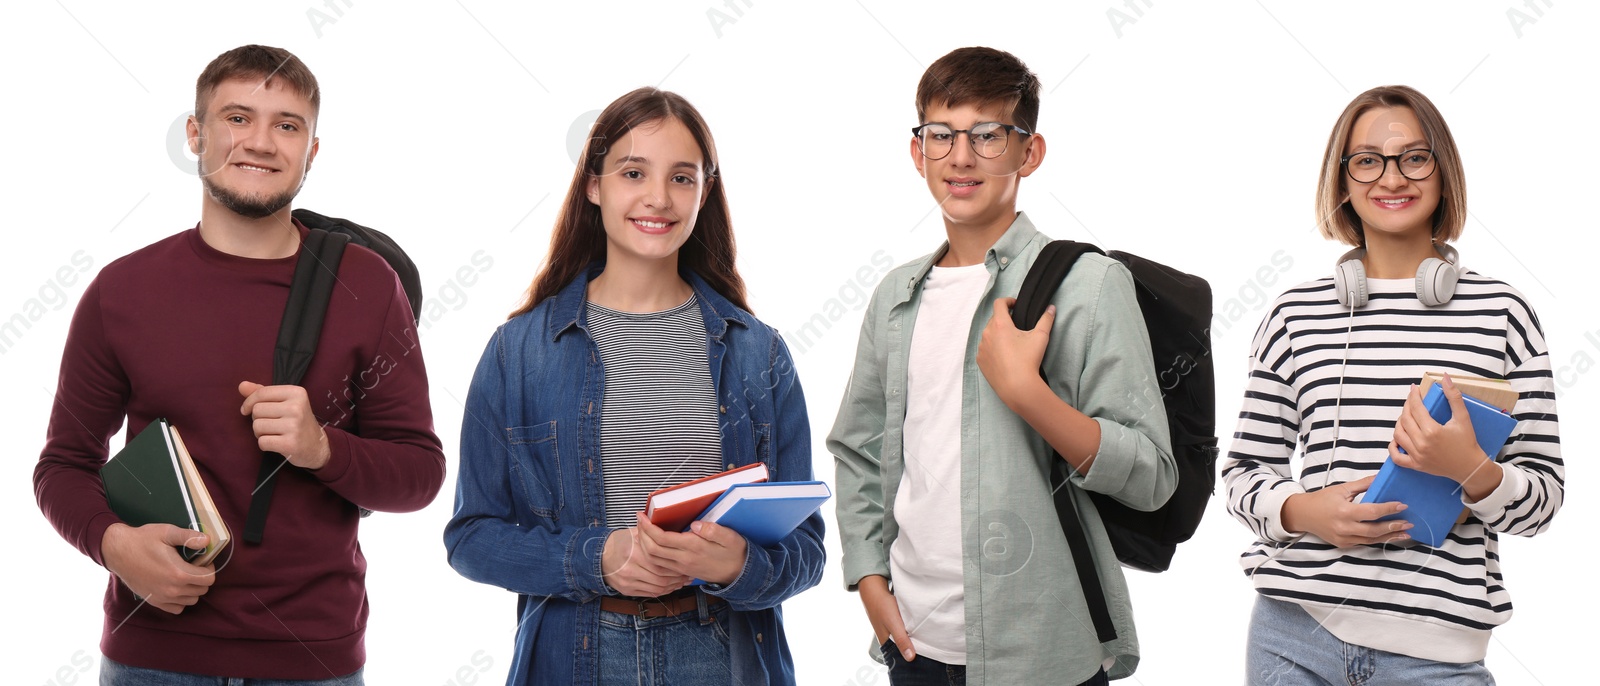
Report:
100,658,362,686
597,597,732,685
880,641,1107,686
1246,595,1496,685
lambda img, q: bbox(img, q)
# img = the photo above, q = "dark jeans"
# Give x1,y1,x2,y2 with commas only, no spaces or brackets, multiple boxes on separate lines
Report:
881,641,1108,686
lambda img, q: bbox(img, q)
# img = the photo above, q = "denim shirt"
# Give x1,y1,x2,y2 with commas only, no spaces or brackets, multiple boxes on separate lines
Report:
445,265,825,685
828,213,1177,684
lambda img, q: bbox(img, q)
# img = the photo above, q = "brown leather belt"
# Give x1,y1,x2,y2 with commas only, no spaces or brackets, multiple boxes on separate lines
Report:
599,590,724,618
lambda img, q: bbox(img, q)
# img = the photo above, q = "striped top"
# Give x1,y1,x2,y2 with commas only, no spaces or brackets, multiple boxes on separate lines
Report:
1221,272,1564,663
587,296,724,530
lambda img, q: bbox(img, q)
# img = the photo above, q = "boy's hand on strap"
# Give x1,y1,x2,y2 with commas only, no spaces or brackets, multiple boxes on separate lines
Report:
976,299,1102,472
977,298,1055,410
1281,475,1412,548
239,381,330,470
858,575,917,662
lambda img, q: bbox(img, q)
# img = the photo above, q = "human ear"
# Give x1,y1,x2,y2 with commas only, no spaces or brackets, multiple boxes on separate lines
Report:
699,176,714,210
305,137,319,174
1017,132,1047,178
910,136,927,178
186,116,204,155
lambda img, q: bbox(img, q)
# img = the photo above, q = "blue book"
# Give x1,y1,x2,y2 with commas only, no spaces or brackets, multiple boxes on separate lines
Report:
685,481,830,586
1362,383,1518,547
697,481,832,546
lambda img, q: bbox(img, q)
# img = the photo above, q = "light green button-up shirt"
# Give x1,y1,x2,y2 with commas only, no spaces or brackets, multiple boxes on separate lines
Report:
828,212,1176,684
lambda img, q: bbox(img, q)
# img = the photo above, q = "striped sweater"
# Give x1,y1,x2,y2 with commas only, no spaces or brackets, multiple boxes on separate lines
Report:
1221,272,1564,663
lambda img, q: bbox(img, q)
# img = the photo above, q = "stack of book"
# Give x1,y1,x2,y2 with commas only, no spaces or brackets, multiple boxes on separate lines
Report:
1360,373,1519,547
100,419,231,565
646,462,831,546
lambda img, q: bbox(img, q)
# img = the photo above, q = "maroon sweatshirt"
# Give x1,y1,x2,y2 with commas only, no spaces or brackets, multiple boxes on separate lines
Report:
33,225,444,679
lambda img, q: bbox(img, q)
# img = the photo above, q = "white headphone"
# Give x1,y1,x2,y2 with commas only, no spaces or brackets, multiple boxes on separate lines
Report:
1332,243,1462,308
1248,246,1465,577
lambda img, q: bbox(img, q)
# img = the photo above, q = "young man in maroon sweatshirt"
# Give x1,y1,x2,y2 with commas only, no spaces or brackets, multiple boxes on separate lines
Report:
33,45,444,684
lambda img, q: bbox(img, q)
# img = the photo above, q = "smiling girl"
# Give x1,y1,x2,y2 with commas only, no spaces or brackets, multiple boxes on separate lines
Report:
1221,85,1563,683
444,88,824,686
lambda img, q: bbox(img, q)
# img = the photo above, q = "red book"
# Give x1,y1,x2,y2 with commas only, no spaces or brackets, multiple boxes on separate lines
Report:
645,462,769,531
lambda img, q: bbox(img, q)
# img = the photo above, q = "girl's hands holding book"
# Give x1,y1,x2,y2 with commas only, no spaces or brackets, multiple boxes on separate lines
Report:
633,513,748,587
1280,475,1412,548
601,526,689,597
1389,374,1502,501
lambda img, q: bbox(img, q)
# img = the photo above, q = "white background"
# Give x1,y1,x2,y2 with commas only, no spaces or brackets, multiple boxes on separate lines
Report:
3,1,1595,684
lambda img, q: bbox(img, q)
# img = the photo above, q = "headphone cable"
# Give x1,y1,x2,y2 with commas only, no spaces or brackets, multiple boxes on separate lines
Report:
1245,285,1358,577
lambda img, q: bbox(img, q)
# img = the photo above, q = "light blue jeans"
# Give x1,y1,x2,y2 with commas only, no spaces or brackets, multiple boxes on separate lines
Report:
597,595,733,685
1246,594,1495,685
100,657,362,686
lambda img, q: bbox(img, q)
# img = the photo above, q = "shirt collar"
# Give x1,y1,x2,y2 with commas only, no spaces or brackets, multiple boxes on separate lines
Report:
894,211,1040,305
547,262,745,341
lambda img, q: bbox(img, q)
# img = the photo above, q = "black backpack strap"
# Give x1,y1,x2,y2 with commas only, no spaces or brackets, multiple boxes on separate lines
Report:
291,207,424,325
1052,465,1118,644
1014,240,1118,644
1011,241,1103,333
243,229,350,545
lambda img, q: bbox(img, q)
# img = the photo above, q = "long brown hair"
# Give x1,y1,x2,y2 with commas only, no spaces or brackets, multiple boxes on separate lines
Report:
510,88,748,318
1315,85,1467,247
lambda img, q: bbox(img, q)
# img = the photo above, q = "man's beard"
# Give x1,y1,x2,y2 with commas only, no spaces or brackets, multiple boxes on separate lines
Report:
198,160,304,219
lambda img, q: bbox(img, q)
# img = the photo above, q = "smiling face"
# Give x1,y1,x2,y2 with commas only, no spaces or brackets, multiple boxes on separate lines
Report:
912,101,1042,234
187,77,319,219
585,117,710,268
1342,106,1441,242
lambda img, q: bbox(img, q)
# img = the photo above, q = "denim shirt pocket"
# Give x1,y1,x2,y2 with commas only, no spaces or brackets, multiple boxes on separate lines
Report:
508,421,564,519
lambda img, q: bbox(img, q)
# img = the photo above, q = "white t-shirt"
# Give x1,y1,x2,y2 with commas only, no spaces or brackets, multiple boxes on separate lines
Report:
890,262,990,665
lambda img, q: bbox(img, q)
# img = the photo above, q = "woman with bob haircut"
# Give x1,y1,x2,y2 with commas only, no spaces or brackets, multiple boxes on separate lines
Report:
444,87,824,685
1221,85,1563,682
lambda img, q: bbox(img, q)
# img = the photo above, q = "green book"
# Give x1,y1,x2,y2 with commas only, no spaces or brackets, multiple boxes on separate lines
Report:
100,419,229,564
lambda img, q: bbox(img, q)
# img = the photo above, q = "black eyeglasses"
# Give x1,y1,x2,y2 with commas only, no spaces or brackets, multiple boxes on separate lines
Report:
911,122,1032,160
1340,148,1437,183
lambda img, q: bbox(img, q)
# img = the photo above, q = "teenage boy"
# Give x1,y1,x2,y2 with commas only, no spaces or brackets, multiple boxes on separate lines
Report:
33,45,444,684
829,47,1176,685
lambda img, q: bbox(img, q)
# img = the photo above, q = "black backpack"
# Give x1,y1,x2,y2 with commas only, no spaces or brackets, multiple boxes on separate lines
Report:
242,211,422,544
1011,240,1219,642
291,208,423,322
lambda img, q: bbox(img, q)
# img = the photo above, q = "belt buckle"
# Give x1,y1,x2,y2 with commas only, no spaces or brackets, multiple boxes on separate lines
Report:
637,598,653,618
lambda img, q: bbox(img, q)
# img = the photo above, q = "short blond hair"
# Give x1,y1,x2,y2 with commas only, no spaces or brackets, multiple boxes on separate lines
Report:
1315,85,1467,247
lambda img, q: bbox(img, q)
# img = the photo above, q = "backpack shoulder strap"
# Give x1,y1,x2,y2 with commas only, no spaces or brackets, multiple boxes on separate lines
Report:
274,229,350,386
1016,239,1118,643
291,207,423,325
1012,241,1104,331
243,228,350,544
